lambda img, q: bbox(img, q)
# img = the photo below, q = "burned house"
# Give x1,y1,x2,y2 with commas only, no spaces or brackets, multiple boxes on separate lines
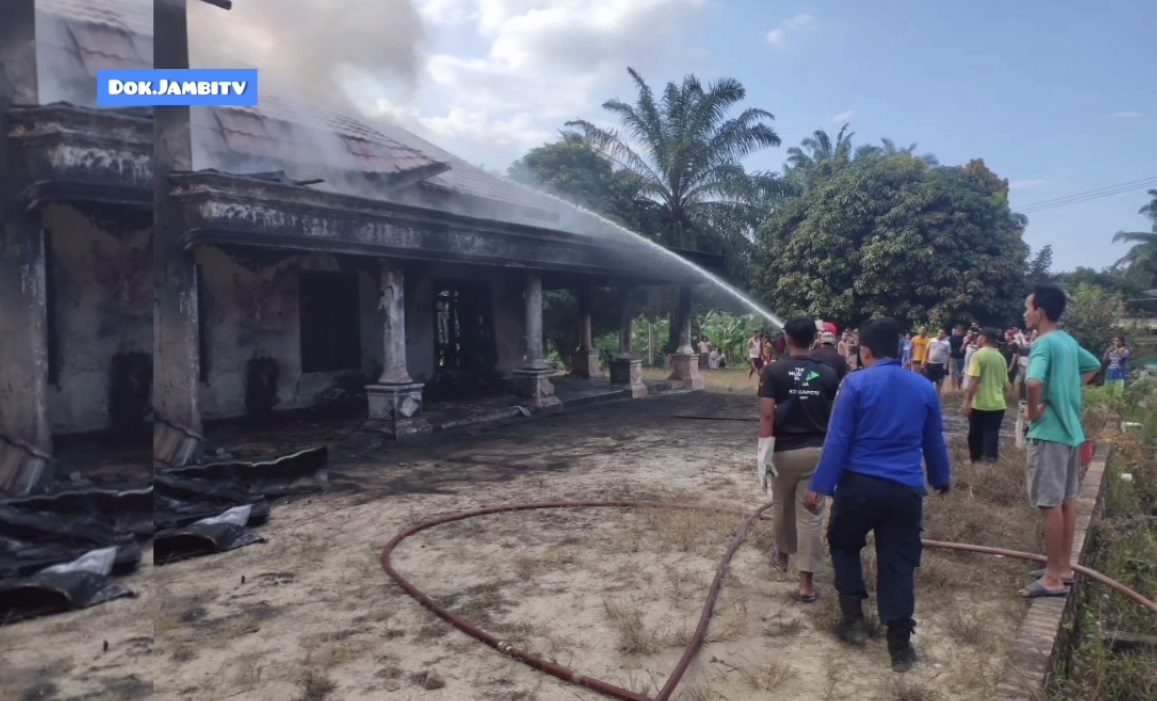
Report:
0,0,710,485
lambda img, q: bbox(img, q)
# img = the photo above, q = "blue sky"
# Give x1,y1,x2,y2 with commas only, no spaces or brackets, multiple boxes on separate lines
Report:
338,0,1155,273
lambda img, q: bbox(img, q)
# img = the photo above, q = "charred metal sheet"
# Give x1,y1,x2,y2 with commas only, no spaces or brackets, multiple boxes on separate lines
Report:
163,446,329,498
154,505,265,566
0,502,143,585
2,486,152,539
154,471,270,531
154,416,204,469
0,547,135,625
0,434,53,498
0,487,147,579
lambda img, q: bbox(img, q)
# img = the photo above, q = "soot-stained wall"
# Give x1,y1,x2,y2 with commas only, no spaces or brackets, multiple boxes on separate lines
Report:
195,251,531,418
195,247,381,420
45,204,152,434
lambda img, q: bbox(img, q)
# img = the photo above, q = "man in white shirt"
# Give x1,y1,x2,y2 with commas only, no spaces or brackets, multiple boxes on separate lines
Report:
747,331,765,379
924,329,951,391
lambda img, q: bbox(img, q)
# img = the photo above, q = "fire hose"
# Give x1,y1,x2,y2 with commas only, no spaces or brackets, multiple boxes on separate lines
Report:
382,500,1157,701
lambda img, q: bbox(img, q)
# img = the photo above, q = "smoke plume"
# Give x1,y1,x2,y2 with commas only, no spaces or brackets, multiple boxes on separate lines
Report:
187,0,428,112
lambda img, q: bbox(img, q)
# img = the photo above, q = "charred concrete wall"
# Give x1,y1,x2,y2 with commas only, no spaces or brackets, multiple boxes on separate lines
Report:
194,250,532,419
44,204,152,434
194,247,380,420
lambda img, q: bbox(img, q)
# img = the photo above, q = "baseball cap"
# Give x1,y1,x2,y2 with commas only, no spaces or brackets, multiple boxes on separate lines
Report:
820,332,836,345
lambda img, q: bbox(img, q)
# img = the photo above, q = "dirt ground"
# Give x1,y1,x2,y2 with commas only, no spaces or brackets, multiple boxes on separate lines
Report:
0,389,1041,701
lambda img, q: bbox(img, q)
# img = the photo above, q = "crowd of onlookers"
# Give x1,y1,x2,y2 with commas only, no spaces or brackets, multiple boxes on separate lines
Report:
747,285,1139,675
698,319,1137,410
733,319,1135,468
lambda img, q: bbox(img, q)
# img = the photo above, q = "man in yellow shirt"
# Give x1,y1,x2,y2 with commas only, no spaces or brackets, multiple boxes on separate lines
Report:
910,327,930,374
963,328,1010,462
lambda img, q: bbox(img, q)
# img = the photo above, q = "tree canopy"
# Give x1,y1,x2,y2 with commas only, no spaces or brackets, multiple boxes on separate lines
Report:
505,68,1147,338
752,155,1029,329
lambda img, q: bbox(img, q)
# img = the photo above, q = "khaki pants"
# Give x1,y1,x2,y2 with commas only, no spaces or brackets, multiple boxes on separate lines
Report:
771,446,826,574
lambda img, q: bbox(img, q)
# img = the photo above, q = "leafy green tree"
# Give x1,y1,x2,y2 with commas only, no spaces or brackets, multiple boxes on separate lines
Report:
1055,266,1148,301
1061,284,1122,358
753,155,1030,330
1029,245,1054,284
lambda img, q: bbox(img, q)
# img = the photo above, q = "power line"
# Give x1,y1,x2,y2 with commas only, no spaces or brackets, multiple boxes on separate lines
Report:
1013,176,1157,215
1018,182,1157,214
1016,175,1157,209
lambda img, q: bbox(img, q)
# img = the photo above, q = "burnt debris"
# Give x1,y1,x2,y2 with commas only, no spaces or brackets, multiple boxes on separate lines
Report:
0,445,328,625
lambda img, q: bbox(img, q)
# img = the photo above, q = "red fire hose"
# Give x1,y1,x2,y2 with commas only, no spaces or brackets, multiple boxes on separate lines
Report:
381,500,1157,701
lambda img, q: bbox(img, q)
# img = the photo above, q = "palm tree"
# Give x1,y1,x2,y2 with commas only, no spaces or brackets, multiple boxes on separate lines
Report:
782,129,939,193
1111,189,1157,283
853,137,939,166
1139,188,1157,223
565,68,782,252
785,123,856,173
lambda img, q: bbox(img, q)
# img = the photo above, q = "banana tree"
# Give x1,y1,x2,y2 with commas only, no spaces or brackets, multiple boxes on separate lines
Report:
698,311,764,363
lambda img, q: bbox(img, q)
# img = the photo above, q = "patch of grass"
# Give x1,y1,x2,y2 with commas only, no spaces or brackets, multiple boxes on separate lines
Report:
736,658,795,691
603,598,664,654
643,366,756,395
1052,392,1157,701
764,614,806,637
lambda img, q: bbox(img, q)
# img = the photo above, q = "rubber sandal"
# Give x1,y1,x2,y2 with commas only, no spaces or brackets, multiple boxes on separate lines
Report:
1028,568,1076,585
799,588,820,604
769,549,788,573
1018,581,1068,599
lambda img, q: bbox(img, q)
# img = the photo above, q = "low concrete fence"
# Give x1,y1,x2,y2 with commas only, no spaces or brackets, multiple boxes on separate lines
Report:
991,434,1113,700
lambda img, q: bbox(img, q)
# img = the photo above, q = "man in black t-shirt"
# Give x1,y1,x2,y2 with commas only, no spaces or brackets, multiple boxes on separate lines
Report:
811,331,849,382
757,318,841,603
948,325,966,390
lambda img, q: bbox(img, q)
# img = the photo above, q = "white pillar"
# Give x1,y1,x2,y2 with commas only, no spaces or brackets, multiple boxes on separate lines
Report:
377,259,412,384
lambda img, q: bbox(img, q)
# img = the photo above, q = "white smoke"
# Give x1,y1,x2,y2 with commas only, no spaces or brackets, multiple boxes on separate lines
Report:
187,0,428,112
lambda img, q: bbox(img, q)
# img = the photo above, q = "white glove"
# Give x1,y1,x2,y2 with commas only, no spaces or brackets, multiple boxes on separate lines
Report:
757,437,777,493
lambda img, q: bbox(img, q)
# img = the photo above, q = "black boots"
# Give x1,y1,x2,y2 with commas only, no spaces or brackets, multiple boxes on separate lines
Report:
887,626,917,673
837,597,917,672
835,594,868,645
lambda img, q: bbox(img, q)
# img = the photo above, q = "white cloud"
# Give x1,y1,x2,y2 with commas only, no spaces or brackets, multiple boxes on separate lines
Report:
1009,179,1048,191
363,0,714,167
1112,111,1144,118
415,0,476,26
767,13,813,48
832,110,855,123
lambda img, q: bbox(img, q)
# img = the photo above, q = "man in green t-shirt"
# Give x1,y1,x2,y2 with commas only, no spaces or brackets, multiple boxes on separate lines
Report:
1019,284,1102,599
963,328,1009,463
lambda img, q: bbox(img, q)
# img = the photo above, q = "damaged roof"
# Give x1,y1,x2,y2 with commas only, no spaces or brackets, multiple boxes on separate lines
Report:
35,0,448,183
33,0,608,234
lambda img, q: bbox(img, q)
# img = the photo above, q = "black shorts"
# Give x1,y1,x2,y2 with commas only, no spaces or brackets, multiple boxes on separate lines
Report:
751,357,764,371
926,363,946,383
